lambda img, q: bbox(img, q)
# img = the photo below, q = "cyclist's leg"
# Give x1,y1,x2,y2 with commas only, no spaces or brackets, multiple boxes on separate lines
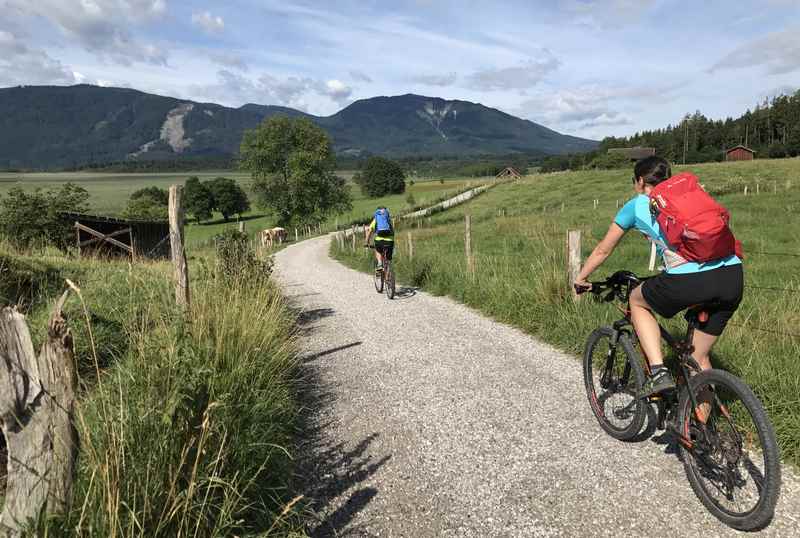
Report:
629,284,664,368
691,330,717,371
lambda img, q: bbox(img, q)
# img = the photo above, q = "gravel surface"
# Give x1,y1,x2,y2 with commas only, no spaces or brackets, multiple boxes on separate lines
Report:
274,235,800,537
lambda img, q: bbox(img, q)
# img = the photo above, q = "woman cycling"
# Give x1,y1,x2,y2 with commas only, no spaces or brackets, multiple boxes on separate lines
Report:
574,156,743,396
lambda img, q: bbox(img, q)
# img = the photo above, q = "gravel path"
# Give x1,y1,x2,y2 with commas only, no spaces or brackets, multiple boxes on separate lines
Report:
274,235,800,537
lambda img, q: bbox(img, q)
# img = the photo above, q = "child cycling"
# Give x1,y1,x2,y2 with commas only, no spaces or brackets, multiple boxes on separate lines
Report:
365,206,394,270
574,156,743,397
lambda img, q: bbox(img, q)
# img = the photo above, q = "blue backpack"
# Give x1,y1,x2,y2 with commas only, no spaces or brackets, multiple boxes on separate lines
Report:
374,208,392,234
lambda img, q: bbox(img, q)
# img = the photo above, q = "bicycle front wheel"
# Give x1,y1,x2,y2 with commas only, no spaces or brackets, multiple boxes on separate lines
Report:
583,327,647,440
678,369,781,531
373,263,384,293
385,265,395,299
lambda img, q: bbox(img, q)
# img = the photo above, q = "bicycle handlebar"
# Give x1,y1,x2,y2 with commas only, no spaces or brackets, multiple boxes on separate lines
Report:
576,270,650,303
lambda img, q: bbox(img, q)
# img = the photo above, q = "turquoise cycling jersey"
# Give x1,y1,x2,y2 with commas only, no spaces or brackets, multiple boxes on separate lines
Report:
614,195,741,275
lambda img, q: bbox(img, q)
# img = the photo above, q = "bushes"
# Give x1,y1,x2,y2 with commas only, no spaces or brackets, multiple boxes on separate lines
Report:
0,183,89,250
213,228,272,282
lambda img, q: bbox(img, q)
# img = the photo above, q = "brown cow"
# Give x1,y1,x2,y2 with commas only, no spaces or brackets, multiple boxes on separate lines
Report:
260,227,287,248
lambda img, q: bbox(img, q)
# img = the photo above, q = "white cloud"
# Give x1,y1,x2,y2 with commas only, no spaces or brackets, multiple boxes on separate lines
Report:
210,51,248,71
411,72,458,86
0,30,76,86
710,26,800,75
191,70,355,110
7,0,169,66
560,0,656,28
516,86,632,129
322,79,352,102
192,11,225,35
349,70,373,83
465,51,560,91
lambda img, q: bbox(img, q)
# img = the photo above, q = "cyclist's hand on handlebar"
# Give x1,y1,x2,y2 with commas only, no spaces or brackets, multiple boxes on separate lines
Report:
573,280,592,295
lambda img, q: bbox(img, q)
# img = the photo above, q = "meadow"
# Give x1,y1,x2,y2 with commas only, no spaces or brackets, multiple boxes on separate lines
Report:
0,170,479,246
333,158,800,467
1,235,309,535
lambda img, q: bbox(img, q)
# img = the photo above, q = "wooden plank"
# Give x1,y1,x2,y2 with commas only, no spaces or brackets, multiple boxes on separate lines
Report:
74,223,132,253
169,185,190,310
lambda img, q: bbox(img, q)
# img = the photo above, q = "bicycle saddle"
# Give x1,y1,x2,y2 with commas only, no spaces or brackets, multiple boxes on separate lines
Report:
686,301,722,323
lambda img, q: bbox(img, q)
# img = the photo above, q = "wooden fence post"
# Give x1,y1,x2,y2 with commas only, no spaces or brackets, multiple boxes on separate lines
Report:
407,231,414,261
351,227,356,250
567,230,582,302
465,214,474,278
744,185,748,196
238,221,245,233
295,228,298,242
0,290,78,533
169,185,190,310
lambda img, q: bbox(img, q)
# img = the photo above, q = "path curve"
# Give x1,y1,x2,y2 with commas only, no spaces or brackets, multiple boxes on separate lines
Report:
275,235,800,537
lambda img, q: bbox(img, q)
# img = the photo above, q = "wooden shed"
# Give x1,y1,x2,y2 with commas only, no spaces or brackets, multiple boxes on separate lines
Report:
725,145,755,162
607,147,656,161
496,166,522,179
61,212,170,260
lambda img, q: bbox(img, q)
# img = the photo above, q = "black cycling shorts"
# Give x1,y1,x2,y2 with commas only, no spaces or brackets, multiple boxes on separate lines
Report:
641,264,743,336
375,241,394,260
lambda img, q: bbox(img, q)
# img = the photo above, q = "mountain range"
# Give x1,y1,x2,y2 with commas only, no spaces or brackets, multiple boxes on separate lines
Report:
0,85,597,169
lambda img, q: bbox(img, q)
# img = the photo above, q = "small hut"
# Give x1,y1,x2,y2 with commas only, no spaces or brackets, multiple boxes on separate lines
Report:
607,147,656,161
496,166,522,180
62,212,171,260
725,145,755,162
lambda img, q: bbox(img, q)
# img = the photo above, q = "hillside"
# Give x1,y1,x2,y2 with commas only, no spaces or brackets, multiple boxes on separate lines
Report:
0,85,597,169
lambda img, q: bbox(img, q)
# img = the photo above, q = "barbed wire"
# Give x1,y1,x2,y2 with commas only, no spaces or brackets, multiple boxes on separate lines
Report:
745,285,800,293
727,322,800,339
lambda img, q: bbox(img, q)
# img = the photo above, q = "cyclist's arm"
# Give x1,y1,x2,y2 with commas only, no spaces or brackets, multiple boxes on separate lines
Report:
365,219,376,243
575,223,626,286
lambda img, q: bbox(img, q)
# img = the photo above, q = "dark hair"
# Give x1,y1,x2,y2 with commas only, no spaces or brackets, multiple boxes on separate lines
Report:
633,156,672,186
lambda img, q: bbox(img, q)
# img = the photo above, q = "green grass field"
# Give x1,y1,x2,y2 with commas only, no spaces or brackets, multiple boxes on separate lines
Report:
333,158,800,467
0,170,480,247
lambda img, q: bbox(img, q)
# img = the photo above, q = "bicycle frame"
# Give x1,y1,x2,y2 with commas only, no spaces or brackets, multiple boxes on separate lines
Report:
593,274,711,452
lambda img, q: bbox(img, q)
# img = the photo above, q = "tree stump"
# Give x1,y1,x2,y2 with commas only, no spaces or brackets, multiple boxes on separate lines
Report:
0,290,78,536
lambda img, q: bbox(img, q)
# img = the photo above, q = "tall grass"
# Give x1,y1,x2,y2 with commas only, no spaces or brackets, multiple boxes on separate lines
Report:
332,158,800,468
1,243,305,536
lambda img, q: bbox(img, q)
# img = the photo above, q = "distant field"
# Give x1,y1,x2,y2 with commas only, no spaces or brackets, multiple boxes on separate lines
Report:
0,169,482,246
333,157,800,466
0,171,253,214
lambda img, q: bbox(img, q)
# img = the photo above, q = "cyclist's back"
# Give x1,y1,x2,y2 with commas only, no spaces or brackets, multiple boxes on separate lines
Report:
366,207,394,269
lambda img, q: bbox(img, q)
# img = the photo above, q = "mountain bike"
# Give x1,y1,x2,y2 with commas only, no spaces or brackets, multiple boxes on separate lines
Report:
578,270,780,530
366,244,395,300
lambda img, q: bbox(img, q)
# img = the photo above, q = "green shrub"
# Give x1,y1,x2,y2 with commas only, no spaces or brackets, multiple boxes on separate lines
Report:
214,228,272,282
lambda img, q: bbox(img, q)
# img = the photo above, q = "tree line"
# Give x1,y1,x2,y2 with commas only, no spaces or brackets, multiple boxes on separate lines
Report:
603,90,800,163
541,90,800,172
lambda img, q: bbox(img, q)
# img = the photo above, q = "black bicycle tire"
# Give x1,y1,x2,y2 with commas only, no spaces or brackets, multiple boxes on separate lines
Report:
373,262,384,293
582,327,647,440
386,266,395,299
678,369,781,531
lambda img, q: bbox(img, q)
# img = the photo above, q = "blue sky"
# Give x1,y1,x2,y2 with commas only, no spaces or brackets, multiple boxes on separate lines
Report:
1,0,799,140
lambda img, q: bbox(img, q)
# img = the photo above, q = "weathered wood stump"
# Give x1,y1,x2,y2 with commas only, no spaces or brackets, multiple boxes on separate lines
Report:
0,290,78,536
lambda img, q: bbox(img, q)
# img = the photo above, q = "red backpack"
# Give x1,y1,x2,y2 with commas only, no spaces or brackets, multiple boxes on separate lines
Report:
649,172,743,263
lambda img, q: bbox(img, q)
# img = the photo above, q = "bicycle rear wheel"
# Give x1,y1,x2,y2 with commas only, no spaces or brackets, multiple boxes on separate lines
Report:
385,265,395,299
678,369,781,530
583,327,647,440
373,261,384,293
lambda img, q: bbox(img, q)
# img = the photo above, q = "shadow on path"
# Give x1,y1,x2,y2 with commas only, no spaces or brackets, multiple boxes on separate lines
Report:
302,342,363,363
295,341,388,537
